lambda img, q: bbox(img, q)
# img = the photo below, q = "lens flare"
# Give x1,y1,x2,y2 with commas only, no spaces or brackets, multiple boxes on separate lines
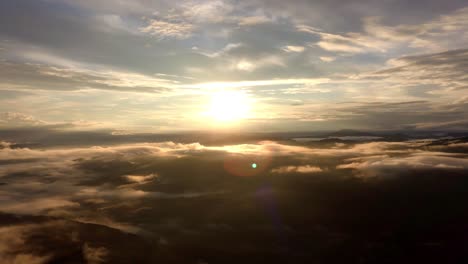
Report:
224,155,271,177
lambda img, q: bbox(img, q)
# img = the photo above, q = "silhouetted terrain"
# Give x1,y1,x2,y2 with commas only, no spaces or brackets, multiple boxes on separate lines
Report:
1,130,468,263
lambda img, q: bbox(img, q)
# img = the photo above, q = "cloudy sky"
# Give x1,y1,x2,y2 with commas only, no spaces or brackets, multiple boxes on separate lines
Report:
1,0,468,132
2,2,468,261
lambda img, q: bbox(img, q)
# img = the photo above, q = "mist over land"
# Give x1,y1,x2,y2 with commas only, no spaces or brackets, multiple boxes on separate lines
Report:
2,128,468,263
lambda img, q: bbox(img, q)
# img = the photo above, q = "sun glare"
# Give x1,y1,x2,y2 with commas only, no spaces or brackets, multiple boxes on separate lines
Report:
208,90,251,122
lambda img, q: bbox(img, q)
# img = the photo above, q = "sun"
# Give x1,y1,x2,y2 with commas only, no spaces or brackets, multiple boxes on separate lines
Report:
208,90,251,122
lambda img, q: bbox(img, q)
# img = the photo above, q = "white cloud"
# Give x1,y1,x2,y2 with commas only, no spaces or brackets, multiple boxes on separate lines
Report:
0,112,45,127
201,43,243,58
177,0,234,23
238,16,272,26
295,24,321,34
314,32,386,53
282,45,305,53
319,56,336,62
140,19,195,39
306,7,468,54
337,152,468,177
236,60,256,71
0,61,177,93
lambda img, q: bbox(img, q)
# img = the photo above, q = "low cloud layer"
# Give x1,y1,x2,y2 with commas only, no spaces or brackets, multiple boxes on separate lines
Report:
1,133,468,262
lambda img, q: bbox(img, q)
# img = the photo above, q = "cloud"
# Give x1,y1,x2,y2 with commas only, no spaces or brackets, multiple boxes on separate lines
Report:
305,7,468,54
412,119,468,130
279,71,468,130
0,112,45,127
0,224,52,264
238,16,272,26
0,61,175,93
123,174,158,184
315,33,373,53
230,55,285,72
139,1,273,40
73,216,142,234
319,56,336,62
271,165,322,174
2,133,468,261
0,114,111,131
1,0,466,133
83,243,109,264
0,218,152,263
340,48,468,130
1,138,464,204
0,198,80,215
0,140,224,219
369,48,468,90
140,19,195,39
176,0,234,24
185,78,329,89
46,0,153,14
282,45,305,53
3,0,468,260
338,152,468,177
235,60,256,71
200,43,244,58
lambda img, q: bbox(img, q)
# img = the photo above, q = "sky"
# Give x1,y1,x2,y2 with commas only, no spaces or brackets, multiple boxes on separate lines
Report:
1,0,468,132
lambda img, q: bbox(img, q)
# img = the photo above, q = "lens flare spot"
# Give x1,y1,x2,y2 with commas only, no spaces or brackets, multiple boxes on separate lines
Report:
224,155,271,177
